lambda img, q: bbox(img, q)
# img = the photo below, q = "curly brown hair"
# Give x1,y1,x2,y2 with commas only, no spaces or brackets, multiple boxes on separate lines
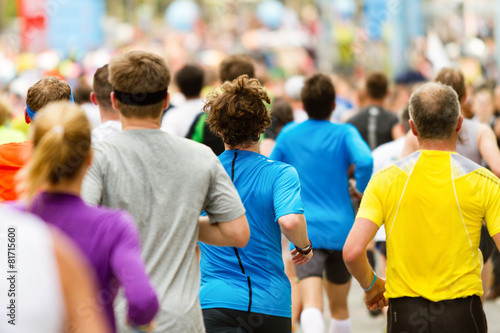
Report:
205,75,271,148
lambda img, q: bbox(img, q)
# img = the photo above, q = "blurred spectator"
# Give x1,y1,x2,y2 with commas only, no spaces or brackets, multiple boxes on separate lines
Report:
283,75,308,122
347,72,402,150
91,65,122,142
261,98,294,156
0,98,25,145
74,81,101,129
161,64,205,137
472,88,496,127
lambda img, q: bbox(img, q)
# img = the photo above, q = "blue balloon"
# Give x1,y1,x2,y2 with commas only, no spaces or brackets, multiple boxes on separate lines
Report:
256,0,285,30
165,0,200,31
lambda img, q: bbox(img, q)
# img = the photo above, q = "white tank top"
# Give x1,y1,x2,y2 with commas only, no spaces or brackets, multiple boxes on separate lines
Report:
0,207,65,333
457,118,482,164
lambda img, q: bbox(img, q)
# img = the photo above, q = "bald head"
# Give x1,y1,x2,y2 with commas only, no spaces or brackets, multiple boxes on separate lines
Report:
409,82,461,141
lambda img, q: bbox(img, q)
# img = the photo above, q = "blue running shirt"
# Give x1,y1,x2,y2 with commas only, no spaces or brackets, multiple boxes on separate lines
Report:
200,150,304,318
271,120,373,250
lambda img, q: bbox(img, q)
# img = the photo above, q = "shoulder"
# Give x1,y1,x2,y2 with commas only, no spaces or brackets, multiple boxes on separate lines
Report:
391,151,422,175
346,109,367,124
278,121,302,137
86,205,136,233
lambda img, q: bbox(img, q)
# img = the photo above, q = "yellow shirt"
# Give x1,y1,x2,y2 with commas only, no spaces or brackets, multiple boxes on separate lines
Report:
357,150,500,301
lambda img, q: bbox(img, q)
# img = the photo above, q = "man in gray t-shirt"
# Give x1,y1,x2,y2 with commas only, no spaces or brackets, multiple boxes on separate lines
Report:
82,51,248,333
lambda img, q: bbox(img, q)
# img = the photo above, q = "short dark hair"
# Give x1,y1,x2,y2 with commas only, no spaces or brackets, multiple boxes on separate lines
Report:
93,65,113,110
434,68,466,102
366,72,388,100
205,75,271,148
219,55,255,82
409,82,460,140
301,74,336,120
73,82,92,104
400,104,410,133
175,64,204,98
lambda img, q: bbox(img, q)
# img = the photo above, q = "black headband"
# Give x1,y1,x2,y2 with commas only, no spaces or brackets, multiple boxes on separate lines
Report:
114,89,167,106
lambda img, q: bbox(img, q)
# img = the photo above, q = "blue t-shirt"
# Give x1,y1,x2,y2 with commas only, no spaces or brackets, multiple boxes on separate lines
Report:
271,119,373,250
199,150,304,318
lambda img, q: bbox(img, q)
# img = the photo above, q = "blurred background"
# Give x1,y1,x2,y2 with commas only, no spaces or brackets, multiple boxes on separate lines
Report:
1,0,500,128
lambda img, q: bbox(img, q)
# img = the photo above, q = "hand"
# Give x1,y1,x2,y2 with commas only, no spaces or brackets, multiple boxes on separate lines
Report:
349,179,363,201
364,277,388,311
290,248,313,266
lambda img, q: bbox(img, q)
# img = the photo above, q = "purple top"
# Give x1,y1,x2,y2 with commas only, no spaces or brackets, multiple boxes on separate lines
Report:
14,192,158,332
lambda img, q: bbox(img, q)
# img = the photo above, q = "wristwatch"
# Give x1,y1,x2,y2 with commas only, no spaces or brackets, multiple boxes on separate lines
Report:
295,239,312,255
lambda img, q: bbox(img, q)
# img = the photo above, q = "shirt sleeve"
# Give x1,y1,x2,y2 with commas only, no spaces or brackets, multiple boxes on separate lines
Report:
356,174,384,227
203,155,246,224
345,124,373,192
81,146,104,206
273,165,304,222
109,211,159,326
482,170,500,237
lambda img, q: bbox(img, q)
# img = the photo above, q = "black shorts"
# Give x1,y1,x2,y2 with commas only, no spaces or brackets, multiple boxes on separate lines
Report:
479,224,495,263
203,308,291,333
294,249,351,284
387,296,487,333
375,241,387,258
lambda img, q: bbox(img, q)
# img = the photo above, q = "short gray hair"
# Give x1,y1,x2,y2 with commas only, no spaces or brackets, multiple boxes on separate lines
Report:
409,82,461,140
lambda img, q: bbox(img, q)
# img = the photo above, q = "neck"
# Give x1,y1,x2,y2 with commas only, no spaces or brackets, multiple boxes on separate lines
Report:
366,98,384,108
45,177,83,197
225,142,260,153
418,138,457,152
121,116,162,130
99,109,121,123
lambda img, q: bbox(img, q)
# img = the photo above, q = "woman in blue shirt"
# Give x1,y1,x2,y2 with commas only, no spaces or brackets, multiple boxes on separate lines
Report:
199,75,313,333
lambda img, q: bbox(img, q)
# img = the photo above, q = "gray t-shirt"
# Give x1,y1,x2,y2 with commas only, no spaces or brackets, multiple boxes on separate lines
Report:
82,129,245,333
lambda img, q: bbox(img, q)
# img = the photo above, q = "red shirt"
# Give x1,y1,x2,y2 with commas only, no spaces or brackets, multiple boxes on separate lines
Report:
0,141,31,202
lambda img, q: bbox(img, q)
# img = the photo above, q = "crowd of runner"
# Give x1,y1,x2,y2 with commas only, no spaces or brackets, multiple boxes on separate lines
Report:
1,50,500,333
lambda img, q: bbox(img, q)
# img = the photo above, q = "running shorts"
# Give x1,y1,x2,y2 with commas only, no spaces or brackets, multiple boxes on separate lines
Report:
294,249,351,284
203,308,291,333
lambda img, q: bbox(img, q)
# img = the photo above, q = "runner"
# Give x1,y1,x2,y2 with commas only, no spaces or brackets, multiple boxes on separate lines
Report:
344,82,500,333
199,75,312,333
0,206,110,333
16,101,158,332
271,74,373,333
0,76,73,202
82,51,249,333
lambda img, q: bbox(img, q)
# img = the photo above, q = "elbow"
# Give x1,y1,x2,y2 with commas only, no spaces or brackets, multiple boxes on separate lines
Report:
128,290,159,326
491,166,500,178
342,242,363,269
278,214,301,233
231,216,251,248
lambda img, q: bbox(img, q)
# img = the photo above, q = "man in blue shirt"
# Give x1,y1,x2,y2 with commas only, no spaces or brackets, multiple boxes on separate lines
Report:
199,75,313,333
271,74,373,333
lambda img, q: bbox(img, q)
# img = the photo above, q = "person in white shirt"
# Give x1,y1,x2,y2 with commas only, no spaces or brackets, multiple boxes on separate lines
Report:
284,75,309,123
161,64,205,137
91,65,122,142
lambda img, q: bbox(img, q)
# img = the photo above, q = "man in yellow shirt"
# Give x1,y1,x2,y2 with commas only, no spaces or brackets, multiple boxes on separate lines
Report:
343,82,500,333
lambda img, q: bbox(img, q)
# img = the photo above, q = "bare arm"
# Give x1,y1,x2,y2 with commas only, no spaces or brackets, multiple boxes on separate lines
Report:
52,230,110,333
399,130,419,158
198,214,250,248
278,213,313,265
343,218,388,311
477,124,500,177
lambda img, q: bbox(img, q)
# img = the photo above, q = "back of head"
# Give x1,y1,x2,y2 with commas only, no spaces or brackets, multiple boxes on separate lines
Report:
26,77,72,117
301,73,336,120
0,98,12,126
434,68,466,102
92,65,114,112
399,104,411,133
175,64,205,99
366,72,388,100
73,82,92,104
205,75,271,148
108,51,171,119
270,98,294,132
219,54,256,83
23,101,91,200
284,76,305,102
409,82,461,141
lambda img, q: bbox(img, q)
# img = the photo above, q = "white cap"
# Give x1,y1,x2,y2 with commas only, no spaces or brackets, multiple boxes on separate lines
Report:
284,75,305,101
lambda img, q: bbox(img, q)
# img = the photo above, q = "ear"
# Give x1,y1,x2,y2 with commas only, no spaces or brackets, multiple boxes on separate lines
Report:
409,119,418,137
24,107,31,124
163,92,170,110
110,92,118,111
90,92,98,106
456,115,463,133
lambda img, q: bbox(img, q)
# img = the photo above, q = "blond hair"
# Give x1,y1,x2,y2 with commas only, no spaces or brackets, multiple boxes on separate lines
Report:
26,77,72,112
108,51,171,119
21,101,91,200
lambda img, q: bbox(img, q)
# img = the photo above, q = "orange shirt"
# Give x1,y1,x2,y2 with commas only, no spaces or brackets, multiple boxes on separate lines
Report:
0,141,31,202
